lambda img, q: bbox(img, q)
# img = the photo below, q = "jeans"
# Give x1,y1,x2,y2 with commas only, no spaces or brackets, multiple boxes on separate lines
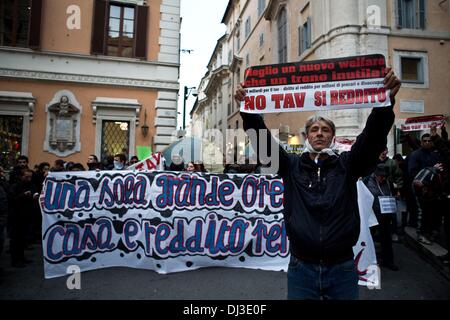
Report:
287,256,359,300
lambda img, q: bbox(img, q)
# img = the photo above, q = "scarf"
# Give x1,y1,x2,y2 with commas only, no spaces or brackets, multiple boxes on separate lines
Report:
304,137,338,163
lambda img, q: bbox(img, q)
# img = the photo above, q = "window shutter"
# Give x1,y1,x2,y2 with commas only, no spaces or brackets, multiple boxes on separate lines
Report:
135,5,149,59
306,17,311,49
419,0,426,29
28,0,42,49
91,0,108,55
396,0,403,28
298,26,303,55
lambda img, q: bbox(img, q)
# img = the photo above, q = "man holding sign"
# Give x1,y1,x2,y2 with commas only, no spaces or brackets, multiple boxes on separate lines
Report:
234,55,401,300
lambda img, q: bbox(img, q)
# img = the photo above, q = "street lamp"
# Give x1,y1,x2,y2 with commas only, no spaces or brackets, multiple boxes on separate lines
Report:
183,86,197,130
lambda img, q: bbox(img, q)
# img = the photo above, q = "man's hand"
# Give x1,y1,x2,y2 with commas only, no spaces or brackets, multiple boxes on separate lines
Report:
384,67,401,100
430,124,437,137
434,163,444,172
234,84,246,105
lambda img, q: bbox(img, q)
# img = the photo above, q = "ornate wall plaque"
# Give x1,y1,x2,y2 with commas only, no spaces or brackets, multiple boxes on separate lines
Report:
44,91,82,157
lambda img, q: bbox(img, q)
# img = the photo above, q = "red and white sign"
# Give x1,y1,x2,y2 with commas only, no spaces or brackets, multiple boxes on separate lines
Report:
241,54,392,114
401,115,446,132
335,137,355,152
127,152,165,171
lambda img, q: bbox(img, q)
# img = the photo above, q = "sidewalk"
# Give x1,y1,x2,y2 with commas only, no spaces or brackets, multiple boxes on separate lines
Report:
403,226,450,281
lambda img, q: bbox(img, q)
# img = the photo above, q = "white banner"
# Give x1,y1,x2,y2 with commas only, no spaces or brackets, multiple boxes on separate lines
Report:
354,181,380,287
241,79,391,114
240,54,392,114
40,171,378,286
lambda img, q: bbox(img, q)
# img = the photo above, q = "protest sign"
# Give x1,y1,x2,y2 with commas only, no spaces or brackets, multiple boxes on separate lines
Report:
400,115,446,132
136,146,153,162
40,171,378,286
240,54,391,114
127,152,165,171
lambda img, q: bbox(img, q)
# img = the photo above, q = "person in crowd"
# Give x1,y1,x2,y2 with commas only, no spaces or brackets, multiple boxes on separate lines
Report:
113,153,127,171
364,164,399,271
185,161,195,172
53,159,65,171
168,155,185,171
29,162,50,244
429,125,450,265
70,163,86,171
377,147,403,190
235,67,401,299
8,169,38,268
102,155,115,170
87,155,101,171
64,161,75,171
409,133,444,245
0,166,9,276
129,156,139,166
8,155,29,186
32,162,50,194
374,147,403,242
393,153,411,233
194,161,207,173
408,134,441,179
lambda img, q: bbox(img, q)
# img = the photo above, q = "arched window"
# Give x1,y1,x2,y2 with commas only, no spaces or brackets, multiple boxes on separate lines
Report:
277,8,287,63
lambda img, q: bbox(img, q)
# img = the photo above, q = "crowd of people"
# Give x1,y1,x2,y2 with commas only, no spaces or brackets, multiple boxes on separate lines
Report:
362,125,450,271
0,152,219,272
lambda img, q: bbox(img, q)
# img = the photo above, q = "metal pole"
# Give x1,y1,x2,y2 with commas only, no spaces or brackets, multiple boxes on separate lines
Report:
183,86,187,130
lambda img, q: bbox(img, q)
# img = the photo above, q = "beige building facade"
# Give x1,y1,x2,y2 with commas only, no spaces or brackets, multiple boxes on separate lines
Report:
192,0,450,158
0,0,180,170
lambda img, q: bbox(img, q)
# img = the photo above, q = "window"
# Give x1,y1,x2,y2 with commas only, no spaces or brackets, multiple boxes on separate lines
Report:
258,0,266,17
0,0,41,48
107,4,135,57
246,53,250,67
228,50,232,64
259,33,264,47
228,103,232,116
299,17,311,55
245,17,251,39
401,57,424,83
236,120,239,129
277,8,287,63
101,120,130,162
397,0,426,29
0,115,23,170
92,0,148,59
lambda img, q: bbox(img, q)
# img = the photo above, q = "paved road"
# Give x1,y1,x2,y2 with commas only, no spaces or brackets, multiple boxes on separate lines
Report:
0,241,449,300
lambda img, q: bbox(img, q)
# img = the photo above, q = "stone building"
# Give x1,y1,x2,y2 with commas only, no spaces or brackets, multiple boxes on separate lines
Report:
192,0,450,158
0,0,181,170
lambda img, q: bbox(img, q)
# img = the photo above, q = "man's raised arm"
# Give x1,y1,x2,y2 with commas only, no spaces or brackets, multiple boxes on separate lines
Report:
346,67,401,179
235,86,291,176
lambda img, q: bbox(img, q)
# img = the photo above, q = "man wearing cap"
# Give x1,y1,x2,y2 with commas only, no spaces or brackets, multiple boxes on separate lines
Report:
235,68,401,299
364,164,399,271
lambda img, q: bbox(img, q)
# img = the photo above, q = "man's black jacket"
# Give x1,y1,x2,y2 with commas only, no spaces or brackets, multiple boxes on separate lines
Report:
241,107,395,265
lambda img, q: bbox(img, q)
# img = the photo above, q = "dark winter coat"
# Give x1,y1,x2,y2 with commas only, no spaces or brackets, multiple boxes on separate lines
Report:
241,105,395,265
